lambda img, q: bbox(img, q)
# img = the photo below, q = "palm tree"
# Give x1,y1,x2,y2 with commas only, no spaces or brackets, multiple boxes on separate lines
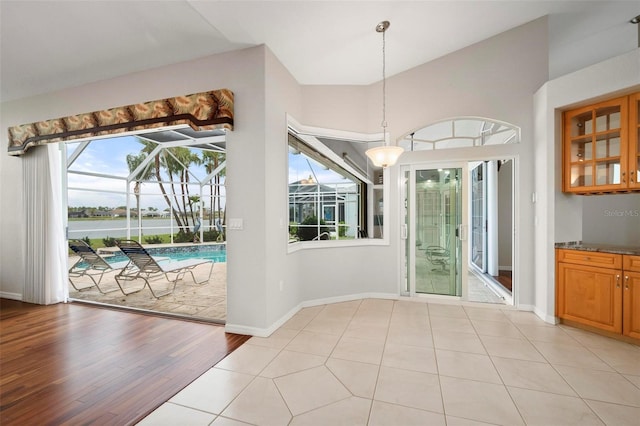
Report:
202,151,226,233
140,140,189,232
132,141,213,237
137,141,187,232
162,147,202,232
126,151,155,240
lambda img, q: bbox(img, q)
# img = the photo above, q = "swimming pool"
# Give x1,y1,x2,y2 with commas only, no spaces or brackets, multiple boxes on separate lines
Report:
89,244,227,266
147,244,227,263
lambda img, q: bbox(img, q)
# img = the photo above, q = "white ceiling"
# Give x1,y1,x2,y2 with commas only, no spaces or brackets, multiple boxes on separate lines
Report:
1,1,638,103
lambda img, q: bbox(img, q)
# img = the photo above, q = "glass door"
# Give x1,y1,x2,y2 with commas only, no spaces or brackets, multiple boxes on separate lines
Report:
402,164,466,297
471,162,486,272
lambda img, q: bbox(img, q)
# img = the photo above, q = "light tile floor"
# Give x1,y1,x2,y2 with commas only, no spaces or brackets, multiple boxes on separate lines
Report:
138,298,640,426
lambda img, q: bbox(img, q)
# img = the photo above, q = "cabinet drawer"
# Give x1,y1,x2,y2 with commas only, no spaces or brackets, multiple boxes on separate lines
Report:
623,255,640,272
557,249,622,269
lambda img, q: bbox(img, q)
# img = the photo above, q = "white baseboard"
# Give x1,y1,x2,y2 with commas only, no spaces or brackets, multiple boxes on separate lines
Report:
498,266,513,271
0,292,22,301
225,303,302,338
534,306,558,325
300,292,398,309
518,304,557,325
225,292,398,337
226,293,559,337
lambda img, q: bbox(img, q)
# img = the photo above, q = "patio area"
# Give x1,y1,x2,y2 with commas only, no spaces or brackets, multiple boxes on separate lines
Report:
68,257,227,323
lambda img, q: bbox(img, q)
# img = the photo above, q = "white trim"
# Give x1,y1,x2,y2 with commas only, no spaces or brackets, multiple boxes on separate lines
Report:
285,114,391,252
517,303,534,311
288,115,383,144
533,305,558,325
519,303,557,325
225,293,397,337
227,291,545,338
226,292,544,337
300,292,398,308
399,161,469,299
0,292,23,301
292,131,373,185
287,238,388,253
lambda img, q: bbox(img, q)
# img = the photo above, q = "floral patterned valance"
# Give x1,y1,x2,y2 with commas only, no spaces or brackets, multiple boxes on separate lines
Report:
7,89,234,156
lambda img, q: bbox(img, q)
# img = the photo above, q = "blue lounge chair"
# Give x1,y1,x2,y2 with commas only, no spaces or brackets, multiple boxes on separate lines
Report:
114,239,214,298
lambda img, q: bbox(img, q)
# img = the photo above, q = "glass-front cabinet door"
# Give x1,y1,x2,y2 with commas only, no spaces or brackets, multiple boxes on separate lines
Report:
564,96,628,193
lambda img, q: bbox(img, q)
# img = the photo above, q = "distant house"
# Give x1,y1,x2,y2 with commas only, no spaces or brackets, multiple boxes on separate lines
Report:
288,180,347,224
92,210,112,218
143,210,163,218
68,210,88,218
111,208,137,217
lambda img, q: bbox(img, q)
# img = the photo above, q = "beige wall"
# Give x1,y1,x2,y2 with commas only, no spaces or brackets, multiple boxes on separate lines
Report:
5,16,631,333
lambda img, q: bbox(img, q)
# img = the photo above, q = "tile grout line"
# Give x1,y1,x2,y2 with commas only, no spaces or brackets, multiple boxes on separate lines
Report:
506,313,608,425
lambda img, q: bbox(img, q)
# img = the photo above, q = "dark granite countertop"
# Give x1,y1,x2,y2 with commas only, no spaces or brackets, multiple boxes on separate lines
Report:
555,242,640,256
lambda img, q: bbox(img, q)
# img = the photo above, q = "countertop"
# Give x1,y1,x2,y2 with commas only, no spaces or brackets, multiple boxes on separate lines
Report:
555,242,640,256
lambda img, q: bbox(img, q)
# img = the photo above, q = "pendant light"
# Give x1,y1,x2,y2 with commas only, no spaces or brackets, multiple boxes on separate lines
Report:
365,20,404,168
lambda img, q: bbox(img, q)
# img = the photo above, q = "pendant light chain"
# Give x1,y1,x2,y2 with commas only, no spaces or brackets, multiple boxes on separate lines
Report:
365,20,404,168
381,26,387,144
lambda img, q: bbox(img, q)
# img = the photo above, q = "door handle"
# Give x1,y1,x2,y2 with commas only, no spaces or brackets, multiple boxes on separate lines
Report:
401,224,408,240
458,225,467,241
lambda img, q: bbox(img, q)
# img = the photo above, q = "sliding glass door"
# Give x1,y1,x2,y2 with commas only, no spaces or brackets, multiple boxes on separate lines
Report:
402,164,467,297
471,162,486,272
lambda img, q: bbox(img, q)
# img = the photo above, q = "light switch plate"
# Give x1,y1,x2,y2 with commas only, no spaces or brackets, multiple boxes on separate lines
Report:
229,218,243,230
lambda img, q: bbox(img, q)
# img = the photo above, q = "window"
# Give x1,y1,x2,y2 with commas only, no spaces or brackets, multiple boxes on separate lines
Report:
399,117,520,151
65,127,227,245
288,134,364,242
286,115,390,247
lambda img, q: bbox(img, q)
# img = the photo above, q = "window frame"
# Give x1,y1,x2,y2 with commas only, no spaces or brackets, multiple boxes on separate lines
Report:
286,115,390,252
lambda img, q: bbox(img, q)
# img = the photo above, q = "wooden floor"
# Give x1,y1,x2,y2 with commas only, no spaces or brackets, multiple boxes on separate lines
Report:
492,270,513,292
0,299,249,425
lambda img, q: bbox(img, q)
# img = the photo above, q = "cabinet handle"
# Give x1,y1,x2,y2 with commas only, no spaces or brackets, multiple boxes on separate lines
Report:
621,171,626,184
631,171,635,184
616,274,620,288
625,275,629,290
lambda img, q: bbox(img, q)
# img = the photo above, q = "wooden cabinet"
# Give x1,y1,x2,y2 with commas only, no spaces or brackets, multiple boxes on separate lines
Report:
556,249,622,333
629,92,640,190
622,255,640,339
556,249,639,340
563,92,640,194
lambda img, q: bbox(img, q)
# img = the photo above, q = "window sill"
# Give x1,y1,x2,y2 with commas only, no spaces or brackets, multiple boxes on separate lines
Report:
287,238,389,253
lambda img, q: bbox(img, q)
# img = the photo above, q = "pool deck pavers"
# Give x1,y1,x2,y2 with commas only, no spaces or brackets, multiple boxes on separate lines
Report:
68,257,227,322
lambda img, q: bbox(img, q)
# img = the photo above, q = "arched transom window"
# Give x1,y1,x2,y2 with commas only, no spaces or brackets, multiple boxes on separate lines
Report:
399,117,520,151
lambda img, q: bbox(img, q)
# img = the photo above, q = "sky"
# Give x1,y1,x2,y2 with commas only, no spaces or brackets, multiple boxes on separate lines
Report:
66,135,352,211
67,136,224,211
288,152,348,185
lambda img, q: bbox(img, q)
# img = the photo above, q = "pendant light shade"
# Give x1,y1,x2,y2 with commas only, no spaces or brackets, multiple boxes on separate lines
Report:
365,145,405,168
365,20,404,168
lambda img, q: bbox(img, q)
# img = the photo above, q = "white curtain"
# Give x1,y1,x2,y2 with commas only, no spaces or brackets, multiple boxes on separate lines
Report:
22,143,68,304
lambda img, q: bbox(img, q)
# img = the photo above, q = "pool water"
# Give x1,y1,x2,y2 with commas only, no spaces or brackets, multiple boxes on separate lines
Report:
76,245,227,268
163,250,226,263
